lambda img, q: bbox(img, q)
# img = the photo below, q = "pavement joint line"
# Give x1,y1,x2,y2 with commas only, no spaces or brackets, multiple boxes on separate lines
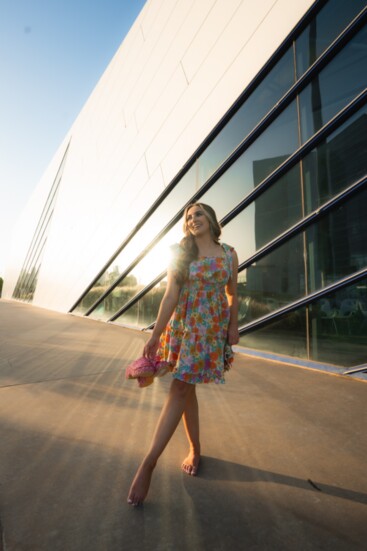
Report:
307,478,322,492
0,367,124,390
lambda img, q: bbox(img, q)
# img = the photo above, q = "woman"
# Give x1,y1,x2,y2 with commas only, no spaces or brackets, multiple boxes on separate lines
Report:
127,202,239,506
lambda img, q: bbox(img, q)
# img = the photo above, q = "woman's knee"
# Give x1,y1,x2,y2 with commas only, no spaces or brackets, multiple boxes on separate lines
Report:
170,379,195,399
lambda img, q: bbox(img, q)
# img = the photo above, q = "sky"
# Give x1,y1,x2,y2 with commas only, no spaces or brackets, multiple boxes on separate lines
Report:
0,0,146,279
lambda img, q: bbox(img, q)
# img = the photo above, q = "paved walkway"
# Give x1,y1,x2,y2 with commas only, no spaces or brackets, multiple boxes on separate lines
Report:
0,299,366,551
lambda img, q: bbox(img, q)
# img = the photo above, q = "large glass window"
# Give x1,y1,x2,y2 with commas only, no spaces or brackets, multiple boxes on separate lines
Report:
239,276,367,368
197,47,295,186
309,277,367,367
239,305,307,359
303,105,367,214
114,278,168,328
236,186,367,328
299,25,367,143
295,0,366,78
306,187,367,292
221,165,302,263
200,101,299,219
237,233,305,326
74,165,197,314
88,223,182,321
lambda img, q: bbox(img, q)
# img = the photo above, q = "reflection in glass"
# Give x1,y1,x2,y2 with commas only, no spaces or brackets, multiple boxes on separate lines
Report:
237,233,305,326
299,25,367,143
309,277,367,367
303,106,367,213
239,306,307,359
75,165,197,314
114,278,167,329
221,165,302,263
306,187,367,293
88,223,182,321
198,47,295,186
295,0,366,78
201,101,299,219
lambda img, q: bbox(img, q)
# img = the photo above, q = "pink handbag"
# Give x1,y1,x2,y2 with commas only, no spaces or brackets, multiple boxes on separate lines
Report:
125,356,172,388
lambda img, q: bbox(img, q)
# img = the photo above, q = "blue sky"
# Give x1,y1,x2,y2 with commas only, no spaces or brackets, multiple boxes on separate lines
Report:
0,0,146,278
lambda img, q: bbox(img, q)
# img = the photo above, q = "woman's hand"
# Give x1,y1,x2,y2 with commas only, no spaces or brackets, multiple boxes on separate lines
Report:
143,335,160,359
141,269,180,360
227,325,239,346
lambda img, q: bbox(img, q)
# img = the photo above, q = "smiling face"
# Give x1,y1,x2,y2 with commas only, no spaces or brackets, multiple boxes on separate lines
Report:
186,205,210,237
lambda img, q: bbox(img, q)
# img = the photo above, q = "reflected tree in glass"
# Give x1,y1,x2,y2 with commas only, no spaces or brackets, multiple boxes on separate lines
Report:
309,277,367,367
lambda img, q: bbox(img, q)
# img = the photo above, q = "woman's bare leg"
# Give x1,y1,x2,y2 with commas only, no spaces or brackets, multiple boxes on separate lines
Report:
127,379,195,506
182,387,201,475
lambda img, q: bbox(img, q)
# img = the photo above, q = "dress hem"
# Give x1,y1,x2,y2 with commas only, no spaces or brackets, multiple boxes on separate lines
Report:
172,372,226,385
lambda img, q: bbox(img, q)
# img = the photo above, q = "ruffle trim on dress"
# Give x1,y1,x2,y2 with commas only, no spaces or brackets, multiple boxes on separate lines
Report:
172,366,225,385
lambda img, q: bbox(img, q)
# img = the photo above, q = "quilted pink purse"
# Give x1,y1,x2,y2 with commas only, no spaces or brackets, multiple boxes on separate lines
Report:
125,356,172,388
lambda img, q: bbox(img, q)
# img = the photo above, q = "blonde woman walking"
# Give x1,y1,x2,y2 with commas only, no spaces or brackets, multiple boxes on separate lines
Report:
127,202,239,506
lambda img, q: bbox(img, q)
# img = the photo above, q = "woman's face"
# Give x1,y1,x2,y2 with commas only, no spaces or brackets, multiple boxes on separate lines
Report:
186,205,210,237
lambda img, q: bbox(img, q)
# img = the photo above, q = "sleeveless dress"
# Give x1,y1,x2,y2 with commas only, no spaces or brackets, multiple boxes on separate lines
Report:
157,243,235,384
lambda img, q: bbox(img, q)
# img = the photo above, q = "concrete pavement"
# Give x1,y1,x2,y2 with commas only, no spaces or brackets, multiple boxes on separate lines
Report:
0,299,366,551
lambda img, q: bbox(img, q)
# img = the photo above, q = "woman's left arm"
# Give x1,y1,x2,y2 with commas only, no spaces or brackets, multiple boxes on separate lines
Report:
225,249,240,346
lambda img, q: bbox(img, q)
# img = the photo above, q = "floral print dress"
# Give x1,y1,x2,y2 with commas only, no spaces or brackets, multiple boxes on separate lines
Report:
157,243,235,384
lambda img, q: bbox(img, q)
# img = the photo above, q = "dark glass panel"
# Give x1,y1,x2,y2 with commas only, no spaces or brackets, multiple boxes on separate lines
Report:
303,105,367,214
201,101,299,219
309,277,367,367
221,164,302,263
306,187,367,293
296,0,366,78
299,25,367,142
114,278,167,329
237,233,305,326
239,306,307,359
198,47,295,186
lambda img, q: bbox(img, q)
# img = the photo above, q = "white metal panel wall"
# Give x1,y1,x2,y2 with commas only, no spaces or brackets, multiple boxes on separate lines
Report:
4,0,315,311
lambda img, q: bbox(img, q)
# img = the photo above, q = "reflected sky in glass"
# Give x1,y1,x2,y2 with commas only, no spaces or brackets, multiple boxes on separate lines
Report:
295,0,366,78
303,105,367,214
221,165,302,263
198,47,294,186
201,100,299,220
100,165,196,285
299,25,367,142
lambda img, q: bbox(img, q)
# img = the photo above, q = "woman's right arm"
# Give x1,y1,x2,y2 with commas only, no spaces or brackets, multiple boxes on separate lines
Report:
143,269,181,359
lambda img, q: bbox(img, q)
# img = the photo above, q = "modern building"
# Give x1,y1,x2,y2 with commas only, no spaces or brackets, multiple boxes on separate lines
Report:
4,0,367,372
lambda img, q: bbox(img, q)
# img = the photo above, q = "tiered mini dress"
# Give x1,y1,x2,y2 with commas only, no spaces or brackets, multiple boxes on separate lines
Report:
157,243,235,384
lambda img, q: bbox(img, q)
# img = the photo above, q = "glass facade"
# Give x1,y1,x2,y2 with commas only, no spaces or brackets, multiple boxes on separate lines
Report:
12,146,69,302
71,0,367,369
299,25,367,142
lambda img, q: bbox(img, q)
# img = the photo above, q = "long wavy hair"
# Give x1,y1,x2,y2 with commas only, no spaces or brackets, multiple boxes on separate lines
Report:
174,202,222,286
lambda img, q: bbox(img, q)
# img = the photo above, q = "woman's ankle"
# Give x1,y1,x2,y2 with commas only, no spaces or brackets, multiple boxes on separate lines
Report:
189,444,201,455
142,454,158,470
